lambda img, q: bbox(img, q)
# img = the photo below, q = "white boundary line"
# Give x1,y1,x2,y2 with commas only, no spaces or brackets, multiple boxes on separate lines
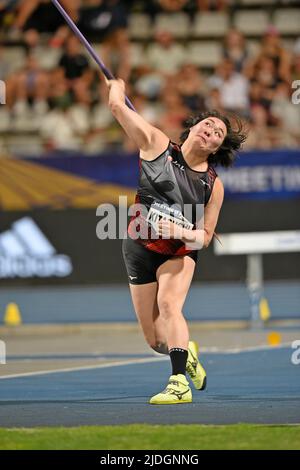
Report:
0,356,168,380
0,343,293,381
200,342,293,354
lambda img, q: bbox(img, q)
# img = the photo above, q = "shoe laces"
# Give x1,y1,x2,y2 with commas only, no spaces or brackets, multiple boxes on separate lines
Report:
169,379,179,386
187,348,198,371
164,378,187,393
186,360,197,378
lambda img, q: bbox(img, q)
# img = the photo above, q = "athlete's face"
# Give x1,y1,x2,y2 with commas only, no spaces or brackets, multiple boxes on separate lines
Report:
189,117,227,155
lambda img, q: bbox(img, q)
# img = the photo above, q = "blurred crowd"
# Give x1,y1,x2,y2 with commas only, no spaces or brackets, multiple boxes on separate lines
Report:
0,0,300,154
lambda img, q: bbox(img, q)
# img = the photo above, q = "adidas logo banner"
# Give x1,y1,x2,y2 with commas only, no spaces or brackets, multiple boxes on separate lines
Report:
0,217,73,279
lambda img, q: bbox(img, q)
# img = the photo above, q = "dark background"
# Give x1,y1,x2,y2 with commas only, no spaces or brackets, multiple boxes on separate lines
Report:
1,198,299,286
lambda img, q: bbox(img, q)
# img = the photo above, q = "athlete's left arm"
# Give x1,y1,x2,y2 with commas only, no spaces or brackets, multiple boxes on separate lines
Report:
199,177,224,248
158,178,224,249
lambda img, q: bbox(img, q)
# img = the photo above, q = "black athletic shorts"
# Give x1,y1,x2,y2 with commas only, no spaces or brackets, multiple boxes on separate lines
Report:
122,236,198,285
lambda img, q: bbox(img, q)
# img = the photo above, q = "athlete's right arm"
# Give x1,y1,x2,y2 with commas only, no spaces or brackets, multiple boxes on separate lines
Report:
106,78,169,161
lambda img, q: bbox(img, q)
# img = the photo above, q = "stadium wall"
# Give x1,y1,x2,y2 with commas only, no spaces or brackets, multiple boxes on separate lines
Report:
0,199,299,286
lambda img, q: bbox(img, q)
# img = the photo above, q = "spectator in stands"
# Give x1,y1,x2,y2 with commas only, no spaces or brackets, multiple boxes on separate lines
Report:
174,63,206,113
196,0,228,11
158,86,189,142
6,52,50,114
249,80,270,115
134,65,166,100
0,0,20,39
294,37,300,58
271,81,300,147
245,105,272,150
131,92,162,127
0,0,18,9
0,0,20,36
156,0,190,11
0,0,20,10
140,0,194,18
78,0,131,81
248,79,274,148
0,44,14,79
87,104,115,152
222,29,250,74
58,35,90,81
146,30,186,76
48,66,73,110
249,26,291,84
256,56,279,90
57,34,98,110
120,92,163,152
12,0,78,48
249,56,279,115
41,64,91,152
291,38,300,82
208,59,250,117
40,102,88,152
72,67,96,107
2,0,299,153
205,87,224,112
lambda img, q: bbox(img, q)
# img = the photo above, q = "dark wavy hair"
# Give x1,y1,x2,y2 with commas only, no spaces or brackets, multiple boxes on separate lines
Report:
180,110,248,168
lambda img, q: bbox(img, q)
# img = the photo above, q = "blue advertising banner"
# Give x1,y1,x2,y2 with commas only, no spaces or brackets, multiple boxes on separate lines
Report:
218,150,300,200
31,149,300,201
1,149,299,211
29,151,140,188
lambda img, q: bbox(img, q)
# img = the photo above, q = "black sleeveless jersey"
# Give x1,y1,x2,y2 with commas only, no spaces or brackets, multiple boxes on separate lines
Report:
128,141,218,256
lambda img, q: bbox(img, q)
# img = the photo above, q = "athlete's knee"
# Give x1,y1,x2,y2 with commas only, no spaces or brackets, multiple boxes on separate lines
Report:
143,333,157,350
157,297,178,320
149,341,169,355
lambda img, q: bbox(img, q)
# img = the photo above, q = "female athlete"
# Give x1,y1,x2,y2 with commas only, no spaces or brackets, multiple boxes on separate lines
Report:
105,77,247,405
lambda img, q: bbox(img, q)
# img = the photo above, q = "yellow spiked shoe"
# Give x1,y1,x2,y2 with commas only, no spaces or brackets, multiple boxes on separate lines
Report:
186,341,207,390
149,374,192,405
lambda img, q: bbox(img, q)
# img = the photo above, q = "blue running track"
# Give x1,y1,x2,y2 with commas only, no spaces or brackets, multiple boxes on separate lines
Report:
0,347,299,427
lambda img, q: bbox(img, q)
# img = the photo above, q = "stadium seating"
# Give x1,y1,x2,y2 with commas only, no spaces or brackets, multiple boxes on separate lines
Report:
153,13,191,38
187,41,222,68
128,13,153,39
274,8,300,35
233,10,270,35
192,12,229,38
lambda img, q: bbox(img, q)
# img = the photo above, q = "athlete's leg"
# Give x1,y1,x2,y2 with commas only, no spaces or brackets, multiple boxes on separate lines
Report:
155,256,207,392
149,256,196,404
122,236,168,354
129,282,168,354
156,256,196,351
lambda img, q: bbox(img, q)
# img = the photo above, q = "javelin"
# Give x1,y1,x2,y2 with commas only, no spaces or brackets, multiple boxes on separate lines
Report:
51,0,136,111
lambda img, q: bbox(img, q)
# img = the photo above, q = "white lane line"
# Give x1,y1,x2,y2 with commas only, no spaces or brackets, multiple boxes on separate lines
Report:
0,356,168,380
0,343,293,380
199,342,293,354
